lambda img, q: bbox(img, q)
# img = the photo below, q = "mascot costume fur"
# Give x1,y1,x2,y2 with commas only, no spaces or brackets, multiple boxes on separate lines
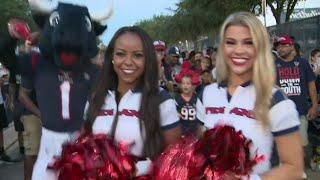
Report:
19,0,113,179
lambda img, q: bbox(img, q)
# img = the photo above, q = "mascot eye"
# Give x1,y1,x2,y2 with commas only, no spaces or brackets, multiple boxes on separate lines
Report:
85,16,92,32
49,11,60,27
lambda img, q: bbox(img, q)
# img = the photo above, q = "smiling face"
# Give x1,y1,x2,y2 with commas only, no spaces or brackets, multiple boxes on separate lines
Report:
223,25,256,81
113,32,145,90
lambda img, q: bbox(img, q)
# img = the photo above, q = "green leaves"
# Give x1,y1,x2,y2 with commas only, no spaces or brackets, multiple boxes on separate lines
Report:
136,0,302,46
136,0,256,46
0,0,36,33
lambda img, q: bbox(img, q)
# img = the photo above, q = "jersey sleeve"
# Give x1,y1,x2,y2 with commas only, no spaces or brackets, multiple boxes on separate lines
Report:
159,89,180,130
18,53,37,76
19,53,36,90
21,74,34,90
269,89,300,136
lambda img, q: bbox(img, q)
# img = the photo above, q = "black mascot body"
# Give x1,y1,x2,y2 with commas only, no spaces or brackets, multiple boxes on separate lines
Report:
20,0,113,179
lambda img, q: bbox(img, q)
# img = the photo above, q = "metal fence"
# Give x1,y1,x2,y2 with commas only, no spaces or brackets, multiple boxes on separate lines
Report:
268,15,320,59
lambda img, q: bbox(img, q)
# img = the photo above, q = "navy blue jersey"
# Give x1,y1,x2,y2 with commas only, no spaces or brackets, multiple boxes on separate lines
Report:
20,53,99,132
15,54,38,115
175,94,202,134
275,57,316,115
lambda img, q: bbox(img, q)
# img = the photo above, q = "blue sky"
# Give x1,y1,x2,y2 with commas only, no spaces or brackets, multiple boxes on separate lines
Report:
99,0,179,45
97,0,320,45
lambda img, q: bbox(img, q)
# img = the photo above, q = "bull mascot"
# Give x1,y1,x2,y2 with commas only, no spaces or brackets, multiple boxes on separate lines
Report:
19,0,113,179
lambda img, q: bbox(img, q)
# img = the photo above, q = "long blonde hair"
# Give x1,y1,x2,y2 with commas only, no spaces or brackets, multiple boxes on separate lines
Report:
216,12,275,127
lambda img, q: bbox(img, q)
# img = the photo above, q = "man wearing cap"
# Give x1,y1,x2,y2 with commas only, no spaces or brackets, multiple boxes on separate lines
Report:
164,46,180,81
275,35,318,153
163,46,181,93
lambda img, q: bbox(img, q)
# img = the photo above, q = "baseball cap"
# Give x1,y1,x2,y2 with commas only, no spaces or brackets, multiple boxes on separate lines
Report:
277,36,294,45
153,40,166,51
168,46,180,57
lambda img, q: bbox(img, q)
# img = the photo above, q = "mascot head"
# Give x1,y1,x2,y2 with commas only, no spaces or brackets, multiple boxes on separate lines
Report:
28,0,113,70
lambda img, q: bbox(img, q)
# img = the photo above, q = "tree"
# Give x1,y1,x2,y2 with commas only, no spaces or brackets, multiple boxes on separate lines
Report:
255,0,303,24
269,0,301,24
0,0,36,33
175,0,256,49
138,15,172,42
137,0,302,47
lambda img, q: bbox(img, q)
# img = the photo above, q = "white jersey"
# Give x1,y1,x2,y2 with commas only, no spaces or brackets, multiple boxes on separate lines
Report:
90,88,180,157
197,83,300,175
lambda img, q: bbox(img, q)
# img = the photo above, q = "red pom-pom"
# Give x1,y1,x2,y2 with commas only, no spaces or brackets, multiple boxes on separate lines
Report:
152,125,265,180
153,134,205,179
7,19,30,40
199,125,265,179
49,132,139,180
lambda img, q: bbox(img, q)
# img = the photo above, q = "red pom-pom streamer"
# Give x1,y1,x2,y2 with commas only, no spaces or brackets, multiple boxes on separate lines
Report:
152,125,265,180
7,19,30,40
49,132,139,180
153,134,205,179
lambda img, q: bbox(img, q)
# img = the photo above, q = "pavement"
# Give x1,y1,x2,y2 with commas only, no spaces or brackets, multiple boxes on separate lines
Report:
1,123,320,180
0,122,23,180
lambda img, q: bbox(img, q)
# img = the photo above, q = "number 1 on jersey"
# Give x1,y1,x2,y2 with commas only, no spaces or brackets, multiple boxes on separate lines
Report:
60,81,71,120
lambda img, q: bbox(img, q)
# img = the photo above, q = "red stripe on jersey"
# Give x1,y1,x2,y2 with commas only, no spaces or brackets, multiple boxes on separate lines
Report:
98,109,114,116
206,107,225,114
230,107,255,119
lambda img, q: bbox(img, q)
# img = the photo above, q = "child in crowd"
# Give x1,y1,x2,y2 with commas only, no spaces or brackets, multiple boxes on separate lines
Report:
175,69,202,135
